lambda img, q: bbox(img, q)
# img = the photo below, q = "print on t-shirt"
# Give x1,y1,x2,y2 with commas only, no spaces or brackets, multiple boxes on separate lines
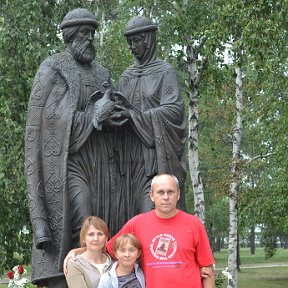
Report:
150,233,177,260
155,237,170,256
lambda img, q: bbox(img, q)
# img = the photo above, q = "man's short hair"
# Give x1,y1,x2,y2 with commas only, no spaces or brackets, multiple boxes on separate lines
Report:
151,174,180,192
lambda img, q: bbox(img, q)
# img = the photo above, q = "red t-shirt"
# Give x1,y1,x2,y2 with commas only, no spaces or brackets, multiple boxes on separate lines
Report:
107,210,214,288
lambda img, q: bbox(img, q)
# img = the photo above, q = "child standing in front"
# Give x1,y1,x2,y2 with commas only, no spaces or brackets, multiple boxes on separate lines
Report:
98,233,145,288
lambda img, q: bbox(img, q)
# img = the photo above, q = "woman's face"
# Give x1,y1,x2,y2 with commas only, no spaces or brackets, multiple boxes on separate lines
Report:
127,34,146,60
84,225,107,252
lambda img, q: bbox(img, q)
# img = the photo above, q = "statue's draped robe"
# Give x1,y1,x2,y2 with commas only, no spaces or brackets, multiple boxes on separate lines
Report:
116,32,187,224
25,51,118,285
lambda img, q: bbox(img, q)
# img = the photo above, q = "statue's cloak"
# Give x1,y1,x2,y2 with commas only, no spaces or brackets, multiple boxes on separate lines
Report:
119,59,186,179
25,51,109,285
116,58,187,218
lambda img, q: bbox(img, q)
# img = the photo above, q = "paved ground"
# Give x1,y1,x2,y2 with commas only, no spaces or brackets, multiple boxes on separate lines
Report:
238,263,288,269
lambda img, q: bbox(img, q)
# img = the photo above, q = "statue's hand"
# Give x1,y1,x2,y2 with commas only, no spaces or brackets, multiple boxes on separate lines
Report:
102,106,130,127
92,90,115,130
103,115,129,127
114,104,130,119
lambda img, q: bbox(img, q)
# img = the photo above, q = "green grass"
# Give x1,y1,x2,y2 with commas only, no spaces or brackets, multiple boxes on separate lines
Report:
1,248,287,288
214,248,288,288
214,247,288,268
218,267,288,288
238,267,288,288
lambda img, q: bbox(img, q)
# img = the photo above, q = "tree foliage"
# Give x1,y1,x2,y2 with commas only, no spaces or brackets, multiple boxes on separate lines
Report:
0,0,288,277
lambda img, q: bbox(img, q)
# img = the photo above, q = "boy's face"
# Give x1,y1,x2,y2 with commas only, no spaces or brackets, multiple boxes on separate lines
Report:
115,240,141,268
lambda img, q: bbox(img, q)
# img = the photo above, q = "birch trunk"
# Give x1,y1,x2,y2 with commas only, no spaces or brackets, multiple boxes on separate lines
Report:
228,65,243,288
187,43,205,223
99,10,105,47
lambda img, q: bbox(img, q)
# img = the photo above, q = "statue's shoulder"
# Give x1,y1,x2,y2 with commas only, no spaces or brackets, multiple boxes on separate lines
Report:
156,59,175,72
154,60,178,81
120,59,176,81
40,52,75,71
30,53,74,97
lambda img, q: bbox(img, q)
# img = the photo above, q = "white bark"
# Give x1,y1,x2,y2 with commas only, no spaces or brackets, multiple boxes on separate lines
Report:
227,65,243,288
245,152,275,165
100,10,105,47
186,43,207,223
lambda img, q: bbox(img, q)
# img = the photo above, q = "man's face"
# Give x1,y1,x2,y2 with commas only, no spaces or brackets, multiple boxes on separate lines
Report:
127,34,146,60
150,175,180,218
70,25,96,63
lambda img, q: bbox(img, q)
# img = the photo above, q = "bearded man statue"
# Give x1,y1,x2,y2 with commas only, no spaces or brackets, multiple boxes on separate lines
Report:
25,8,119,287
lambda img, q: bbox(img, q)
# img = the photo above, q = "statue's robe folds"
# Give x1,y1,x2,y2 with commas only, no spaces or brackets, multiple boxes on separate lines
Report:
116,58,187,221
25,51,118,286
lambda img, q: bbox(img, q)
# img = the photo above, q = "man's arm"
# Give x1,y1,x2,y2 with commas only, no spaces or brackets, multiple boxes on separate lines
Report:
63,247,86,276
201,265,215,288
195,218,215,287
64,217,135,275
106,219,135,258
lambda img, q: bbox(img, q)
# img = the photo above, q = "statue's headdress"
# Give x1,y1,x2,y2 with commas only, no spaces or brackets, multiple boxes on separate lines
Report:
60,8,98,29
124,16,157,36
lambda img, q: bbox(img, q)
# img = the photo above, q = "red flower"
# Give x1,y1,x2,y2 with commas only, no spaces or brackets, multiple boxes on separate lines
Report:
7,271,14,279
17,265,24,275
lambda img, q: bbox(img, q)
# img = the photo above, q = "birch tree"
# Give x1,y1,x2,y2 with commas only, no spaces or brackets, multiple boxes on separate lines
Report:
170,1,223,223
221,1,288,286
149,0,226,222
228,62,243,288
186,38,209,222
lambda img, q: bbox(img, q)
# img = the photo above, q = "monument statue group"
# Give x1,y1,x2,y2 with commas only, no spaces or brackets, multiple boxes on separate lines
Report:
25,8,186,287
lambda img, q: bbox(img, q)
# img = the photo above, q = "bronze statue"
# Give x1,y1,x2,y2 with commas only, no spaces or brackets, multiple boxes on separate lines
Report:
25,11,186,287
25,8,120,287
112,16,187,224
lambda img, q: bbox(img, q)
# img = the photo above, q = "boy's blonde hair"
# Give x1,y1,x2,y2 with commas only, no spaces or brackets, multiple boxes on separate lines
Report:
113,233,142,253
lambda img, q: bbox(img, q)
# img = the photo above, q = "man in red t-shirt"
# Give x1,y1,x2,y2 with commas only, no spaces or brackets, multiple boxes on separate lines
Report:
106,174,215,288
64,174,215,287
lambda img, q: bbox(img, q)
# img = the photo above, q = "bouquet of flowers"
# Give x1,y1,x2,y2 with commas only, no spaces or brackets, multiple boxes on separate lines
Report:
6,265,30,288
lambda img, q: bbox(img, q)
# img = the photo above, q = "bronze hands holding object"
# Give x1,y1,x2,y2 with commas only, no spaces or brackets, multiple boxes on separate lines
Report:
92,89,133,129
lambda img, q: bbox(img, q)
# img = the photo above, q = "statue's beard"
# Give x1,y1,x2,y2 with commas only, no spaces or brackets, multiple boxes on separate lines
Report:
71,41,96,63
